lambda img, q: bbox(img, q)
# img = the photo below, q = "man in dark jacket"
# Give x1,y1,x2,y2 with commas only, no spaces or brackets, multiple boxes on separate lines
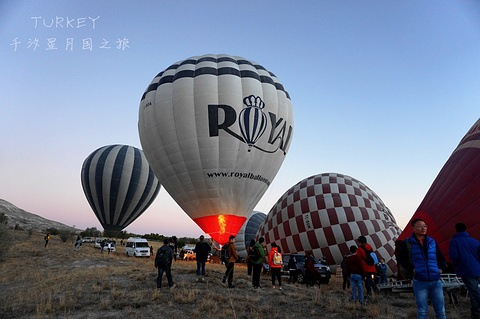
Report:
155,239,175,289
449,222,480,319
194,235,211,282
398,218,446,319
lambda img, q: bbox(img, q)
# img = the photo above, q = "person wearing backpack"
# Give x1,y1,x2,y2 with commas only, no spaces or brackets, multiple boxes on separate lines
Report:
268,243,283,289
44,233,50,248
252,237,266,289
155,238,175,289
398,218,446,319
356,236,379,298
221,235,238,288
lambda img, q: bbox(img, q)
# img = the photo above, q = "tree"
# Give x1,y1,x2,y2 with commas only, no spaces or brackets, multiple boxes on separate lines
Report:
80,227,101,238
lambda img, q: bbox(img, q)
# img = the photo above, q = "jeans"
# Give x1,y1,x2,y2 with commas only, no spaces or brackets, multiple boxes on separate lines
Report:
413,279,446,319
252,263,263,287
196,261,206,277
157,265,173,288
350,274,363,302
462,277,480,318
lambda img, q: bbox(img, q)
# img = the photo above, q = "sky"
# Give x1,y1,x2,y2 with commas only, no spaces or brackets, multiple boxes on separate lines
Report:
1,0,479,238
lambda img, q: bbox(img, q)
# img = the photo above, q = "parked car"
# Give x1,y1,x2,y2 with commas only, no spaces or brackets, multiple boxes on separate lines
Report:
104,241,116,253
125,237,151,257
82,237,94,243
183,250,196,261
281,254,331,284
94,238,105,248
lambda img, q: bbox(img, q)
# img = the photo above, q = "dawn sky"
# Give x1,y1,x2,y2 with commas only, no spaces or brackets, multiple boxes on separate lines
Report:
1,0,479,237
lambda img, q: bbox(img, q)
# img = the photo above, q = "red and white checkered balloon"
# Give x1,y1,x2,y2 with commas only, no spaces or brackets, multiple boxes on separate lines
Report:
257,173,402,275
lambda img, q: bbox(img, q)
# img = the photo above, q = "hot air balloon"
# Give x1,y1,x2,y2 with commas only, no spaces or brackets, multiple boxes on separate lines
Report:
81,145,161,232
235,211,267,259
256,173,402,275
398,118,480,258
138,54,294,244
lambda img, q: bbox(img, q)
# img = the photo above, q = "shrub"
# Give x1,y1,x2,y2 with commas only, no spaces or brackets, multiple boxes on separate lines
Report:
45,227,59,235
58,229,73,243
0,214,11,258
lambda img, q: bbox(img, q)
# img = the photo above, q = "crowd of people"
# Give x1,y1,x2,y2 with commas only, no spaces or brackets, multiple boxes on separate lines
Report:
49,219,480,319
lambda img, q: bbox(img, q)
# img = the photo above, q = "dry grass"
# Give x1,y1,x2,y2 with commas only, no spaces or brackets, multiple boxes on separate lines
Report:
0,229,473,318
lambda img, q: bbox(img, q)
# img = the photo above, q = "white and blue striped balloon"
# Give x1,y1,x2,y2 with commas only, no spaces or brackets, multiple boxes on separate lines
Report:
81,145,161,231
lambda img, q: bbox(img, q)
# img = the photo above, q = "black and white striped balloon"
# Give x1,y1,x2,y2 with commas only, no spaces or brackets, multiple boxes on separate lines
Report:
81,145,161,231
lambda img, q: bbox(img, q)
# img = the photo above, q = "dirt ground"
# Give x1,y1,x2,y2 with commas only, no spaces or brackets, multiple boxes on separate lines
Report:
0,230,474,319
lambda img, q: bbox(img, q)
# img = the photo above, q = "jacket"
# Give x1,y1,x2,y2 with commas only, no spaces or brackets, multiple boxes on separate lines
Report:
251,243,266,265
194,241,211,263
268,247,282,268
156,244,174,267
228,242,238,263
398,233,446,281
356,244,377,273
346,253,364,276
449,231,480,277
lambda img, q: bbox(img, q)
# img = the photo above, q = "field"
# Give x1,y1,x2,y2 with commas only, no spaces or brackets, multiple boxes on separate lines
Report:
0,230,472,319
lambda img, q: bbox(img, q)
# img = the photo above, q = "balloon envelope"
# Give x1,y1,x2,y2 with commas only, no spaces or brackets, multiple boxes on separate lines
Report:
81,145,161,231
257,173,402,275
235,211,267,259
138,54,294,244
398,118,480,258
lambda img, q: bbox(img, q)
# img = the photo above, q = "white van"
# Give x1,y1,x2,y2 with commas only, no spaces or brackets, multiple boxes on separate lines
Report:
125,237,151,257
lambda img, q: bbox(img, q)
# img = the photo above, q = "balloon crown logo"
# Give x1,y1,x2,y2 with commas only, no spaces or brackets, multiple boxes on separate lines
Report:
239,95,268,152
243,95,265,109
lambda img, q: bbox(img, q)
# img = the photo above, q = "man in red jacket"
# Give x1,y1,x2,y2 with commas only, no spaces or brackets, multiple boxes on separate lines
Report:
346,245,364,303
356,236,379,298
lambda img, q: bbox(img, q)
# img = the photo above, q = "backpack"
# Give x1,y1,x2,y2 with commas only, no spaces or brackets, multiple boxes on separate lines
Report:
155,248,169,268
220,243,230,263
360,245,378,266
248,245,260,262
273,250,283,266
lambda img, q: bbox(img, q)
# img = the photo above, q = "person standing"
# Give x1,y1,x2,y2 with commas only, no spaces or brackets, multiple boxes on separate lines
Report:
252,237,266,289
346,245,364,304
377,258,388,284
44,233,50,248
356,236,379,298
222,235,238,288
246,239,255,277
100,239,105,254
194,235,211,282
268,243,283,289
449,222,480,319
169,236,178,261
288,255,298,284
75,236,82,252
398,218,447,319
340,254,351,290
155,239,175,289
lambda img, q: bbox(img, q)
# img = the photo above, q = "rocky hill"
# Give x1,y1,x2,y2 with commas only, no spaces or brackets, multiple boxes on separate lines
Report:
0,199,78,233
